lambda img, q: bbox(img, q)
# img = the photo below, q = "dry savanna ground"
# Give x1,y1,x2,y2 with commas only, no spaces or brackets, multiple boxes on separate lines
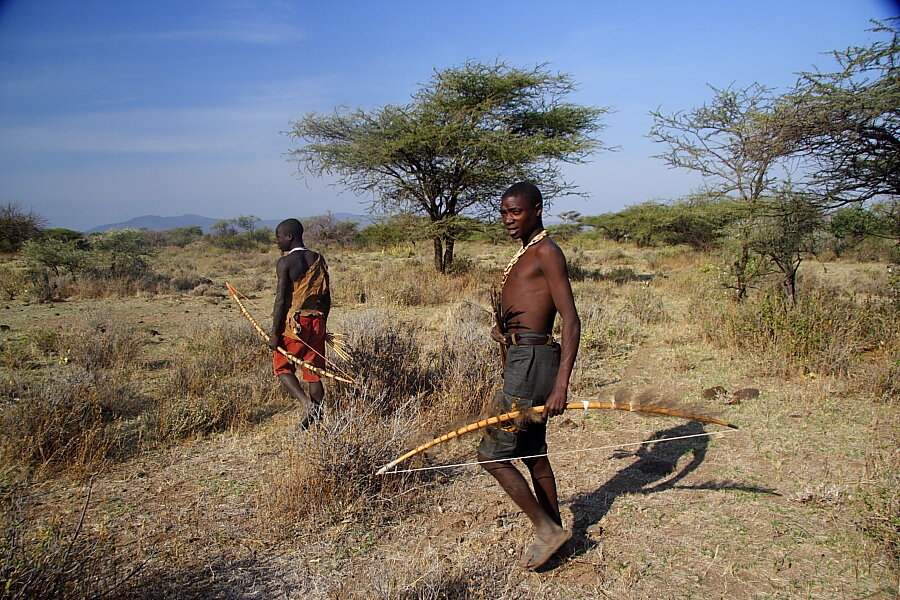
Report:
0,237,897,599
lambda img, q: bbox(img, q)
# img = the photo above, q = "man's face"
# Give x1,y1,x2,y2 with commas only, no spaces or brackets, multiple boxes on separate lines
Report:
499,194,542,241
274,227,292,252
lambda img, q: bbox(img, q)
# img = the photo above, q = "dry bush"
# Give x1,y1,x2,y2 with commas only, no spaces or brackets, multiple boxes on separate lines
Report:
0,481,150,600
151,322,284,442
577,293,644,359
0,320,145,373
152,380,270,442
867,351,899,401
267,391,436,531
856,424,899,575
424,319,501,427
0,368,136,476
700,289,897,378
268,314,499,534
22,269,69,303
337,310,430,406
59,319,144,371
624,285,670,325
0,264,26,300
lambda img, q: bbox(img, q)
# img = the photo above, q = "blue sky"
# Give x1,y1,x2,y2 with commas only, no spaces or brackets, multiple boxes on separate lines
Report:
0,1,896,231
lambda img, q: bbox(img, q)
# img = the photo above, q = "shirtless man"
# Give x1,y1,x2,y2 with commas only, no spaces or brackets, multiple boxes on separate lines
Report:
269,218,330,428
478,181,581,570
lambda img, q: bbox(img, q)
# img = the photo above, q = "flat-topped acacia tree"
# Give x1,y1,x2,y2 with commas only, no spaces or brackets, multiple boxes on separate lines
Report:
287,61,610,273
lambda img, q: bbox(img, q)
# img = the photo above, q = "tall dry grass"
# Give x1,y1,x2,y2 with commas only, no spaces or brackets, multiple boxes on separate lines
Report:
0,319,148,478
697,286,897,382
0,479,152,600
266,311,500,534
151,322,285,442
1,236,897,596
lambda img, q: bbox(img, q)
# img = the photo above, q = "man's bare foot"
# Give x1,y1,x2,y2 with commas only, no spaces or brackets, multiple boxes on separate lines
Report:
518,528,570,570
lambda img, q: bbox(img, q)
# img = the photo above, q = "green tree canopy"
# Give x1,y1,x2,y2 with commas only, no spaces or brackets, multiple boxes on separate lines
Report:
776,18,898,205
288,61,610,272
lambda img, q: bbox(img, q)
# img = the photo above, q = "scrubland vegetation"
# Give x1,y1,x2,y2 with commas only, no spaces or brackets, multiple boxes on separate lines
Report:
0,220,895,599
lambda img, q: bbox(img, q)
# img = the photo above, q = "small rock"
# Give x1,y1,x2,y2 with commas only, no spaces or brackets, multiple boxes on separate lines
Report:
555,417,579,430
732,388,760,401
701,386,727,399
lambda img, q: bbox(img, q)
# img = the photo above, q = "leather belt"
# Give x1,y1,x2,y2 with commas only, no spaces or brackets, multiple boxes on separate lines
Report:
503,333,554,346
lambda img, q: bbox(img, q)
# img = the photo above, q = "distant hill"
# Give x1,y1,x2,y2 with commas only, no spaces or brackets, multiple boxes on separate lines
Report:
86,212,374,234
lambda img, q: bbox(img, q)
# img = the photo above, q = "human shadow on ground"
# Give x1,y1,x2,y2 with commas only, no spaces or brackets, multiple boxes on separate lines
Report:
540,421,778,569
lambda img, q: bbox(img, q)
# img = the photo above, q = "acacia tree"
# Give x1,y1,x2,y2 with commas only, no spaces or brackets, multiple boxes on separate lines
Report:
649,83,789,300
776,18,898,206
750,190,823,304
288,61,609,272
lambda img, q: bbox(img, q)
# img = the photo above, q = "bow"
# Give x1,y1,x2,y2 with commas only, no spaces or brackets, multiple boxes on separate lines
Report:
225,282,356,385
376,399,738,475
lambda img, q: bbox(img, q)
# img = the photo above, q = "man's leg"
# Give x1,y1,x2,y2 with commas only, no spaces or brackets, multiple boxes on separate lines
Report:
479,453,568,569
522,456,562,526
308,380,325,404
478,453,565,539
277,372,317,428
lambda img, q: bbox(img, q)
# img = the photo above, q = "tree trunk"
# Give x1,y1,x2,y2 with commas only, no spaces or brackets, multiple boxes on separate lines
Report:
433,237,445,273
443,238,455,273
733,243,750,302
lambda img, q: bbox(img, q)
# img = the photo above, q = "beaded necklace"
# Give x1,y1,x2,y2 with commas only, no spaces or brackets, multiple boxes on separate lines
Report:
500,229,548,288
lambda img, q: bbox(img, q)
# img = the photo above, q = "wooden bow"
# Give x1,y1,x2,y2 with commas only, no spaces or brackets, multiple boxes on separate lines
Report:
225,282,355,385
376,400,738,475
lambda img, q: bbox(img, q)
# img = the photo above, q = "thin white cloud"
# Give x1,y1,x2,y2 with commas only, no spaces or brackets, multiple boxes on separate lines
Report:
0,76,333,156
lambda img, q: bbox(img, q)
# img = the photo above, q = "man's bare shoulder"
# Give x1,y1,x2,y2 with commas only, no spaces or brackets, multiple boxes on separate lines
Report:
534,237,567,263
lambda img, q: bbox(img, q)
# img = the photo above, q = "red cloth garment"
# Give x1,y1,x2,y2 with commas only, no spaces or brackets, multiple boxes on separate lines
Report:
273,314,326,382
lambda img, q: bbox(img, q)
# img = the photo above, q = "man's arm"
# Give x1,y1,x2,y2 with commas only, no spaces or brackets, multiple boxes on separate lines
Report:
537,242,581,418
269,257,293,350
321,257,331,321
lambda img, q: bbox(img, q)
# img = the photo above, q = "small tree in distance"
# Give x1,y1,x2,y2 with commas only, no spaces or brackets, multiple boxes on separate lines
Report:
0,202,46,253
649,83,787,300
288,61,610,272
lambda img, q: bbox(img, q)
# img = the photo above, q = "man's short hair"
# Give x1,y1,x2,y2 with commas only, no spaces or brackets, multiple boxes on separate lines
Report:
502,182,543,208
277,218,304,238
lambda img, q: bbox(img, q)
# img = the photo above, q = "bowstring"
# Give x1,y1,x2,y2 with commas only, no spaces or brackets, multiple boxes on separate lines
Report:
380,428,741,475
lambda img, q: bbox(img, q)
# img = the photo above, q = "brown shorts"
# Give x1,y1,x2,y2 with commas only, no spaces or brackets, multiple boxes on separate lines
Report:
272,315,326,382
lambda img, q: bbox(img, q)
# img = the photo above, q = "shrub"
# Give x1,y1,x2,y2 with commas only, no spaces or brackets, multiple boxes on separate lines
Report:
0,202,45,253
337,311,429,408
577,300,644,359
60,320,144,371
425,319,500,425
267,391,435,531
0,264,26,300
151,322,283,442
699,288,898,377
624,285,670,325
856,436,900,570
0,368,135,476
0,482,149,599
